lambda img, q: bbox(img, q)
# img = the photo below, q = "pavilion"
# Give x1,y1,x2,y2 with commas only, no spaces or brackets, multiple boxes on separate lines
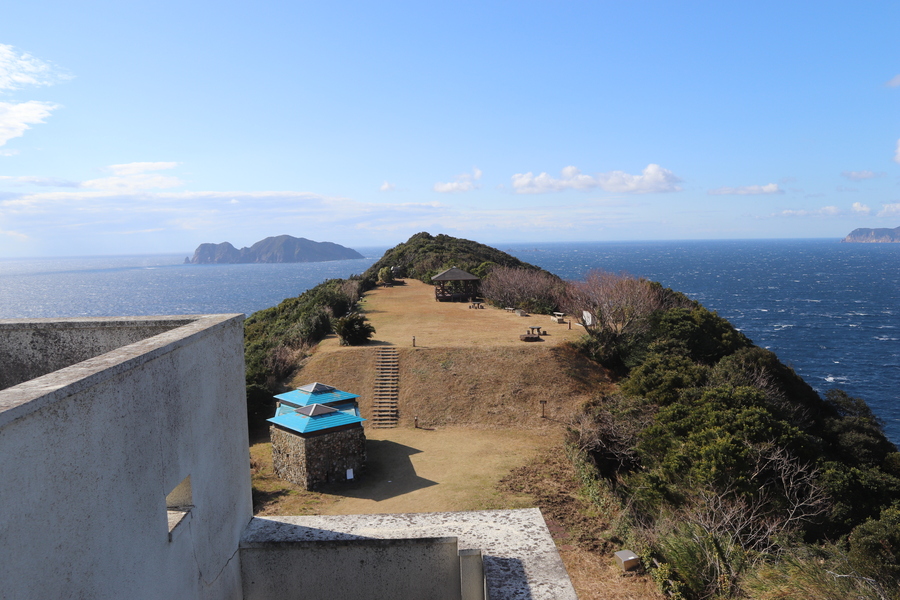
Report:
432,267,480,302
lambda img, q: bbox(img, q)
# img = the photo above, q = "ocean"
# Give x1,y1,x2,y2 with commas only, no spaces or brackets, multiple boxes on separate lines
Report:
2,239,897,444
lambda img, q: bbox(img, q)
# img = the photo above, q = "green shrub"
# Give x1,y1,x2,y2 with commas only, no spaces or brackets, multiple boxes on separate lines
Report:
332,313,375,346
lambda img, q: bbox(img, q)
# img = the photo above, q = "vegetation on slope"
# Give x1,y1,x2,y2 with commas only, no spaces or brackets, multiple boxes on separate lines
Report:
566,271,900,599
362,231,544,283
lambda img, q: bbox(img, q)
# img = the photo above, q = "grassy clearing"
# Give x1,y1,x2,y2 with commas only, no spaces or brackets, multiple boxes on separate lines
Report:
251,426,555,515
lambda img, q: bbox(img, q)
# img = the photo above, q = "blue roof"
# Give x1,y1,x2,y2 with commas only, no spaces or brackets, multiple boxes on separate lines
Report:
268,402,365,434
274,387,360,408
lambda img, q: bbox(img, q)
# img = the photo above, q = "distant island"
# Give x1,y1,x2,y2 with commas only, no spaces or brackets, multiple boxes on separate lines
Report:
186,235,364,264
841,225,900,243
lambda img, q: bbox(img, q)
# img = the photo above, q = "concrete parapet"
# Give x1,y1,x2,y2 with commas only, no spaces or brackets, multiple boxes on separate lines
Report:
241,536,462,600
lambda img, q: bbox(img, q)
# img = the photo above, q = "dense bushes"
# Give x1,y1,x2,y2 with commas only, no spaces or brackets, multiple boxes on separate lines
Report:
565,271,900,599
332,313,375,346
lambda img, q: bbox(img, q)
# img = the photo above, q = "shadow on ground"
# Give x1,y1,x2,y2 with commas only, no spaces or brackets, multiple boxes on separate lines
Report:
318,439,437,501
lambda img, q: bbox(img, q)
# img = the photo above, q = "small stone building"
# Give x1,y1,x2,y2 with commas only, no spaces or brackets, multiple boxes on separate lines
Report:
268,382,366,490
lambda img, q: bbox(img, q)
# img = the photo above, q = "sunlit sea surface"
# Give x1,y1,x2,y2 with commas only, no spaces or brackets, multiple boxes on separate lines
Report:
2,239,897,444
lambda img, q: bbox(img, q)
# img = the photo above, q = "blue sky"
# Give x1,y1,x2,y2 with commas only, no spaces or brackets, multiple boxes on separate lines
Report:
1,1,898,256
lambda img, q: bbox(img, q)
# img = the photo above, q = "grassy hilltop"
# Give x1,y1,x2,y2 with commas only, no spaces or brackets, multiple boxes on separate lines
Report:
244,233,900,600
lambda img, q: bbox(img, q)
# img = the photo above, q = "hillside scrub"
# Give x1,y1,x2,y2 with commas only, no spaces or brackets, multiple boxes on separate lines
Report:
565,271,900,599
362,231,545,284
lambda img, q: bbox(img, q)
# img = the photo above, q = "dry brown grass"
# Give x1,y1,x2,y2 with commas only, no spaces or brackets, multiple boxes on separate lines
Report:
292,343,611,429
317,278,584,351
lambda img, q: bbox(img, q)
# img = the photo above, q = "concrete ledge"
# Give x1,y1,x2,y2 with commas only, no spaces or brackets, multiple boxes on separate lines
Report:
244,508,577,600
0,314,243,427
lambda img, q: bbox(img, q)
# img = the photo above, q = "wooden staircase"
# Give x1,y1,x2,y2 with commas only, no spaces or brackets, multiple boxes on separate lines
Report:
371,347,400,428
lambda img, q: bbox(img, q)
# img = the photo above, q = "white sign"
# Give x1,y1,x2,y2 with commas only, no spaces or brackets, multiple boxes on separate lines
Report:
582,311,593,327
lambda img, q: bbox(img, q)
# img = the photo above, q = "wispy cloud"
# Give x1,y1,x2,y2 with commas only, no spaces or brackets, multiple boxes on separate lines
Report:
80,162,184,192
511,164,681,194
0,227,28,240
0,45,70,151
841,170,884,181
878,203,900,217
885,74,900,88
107,162,179,176
709,183,783,195
0,44,72,92
895,139,900,165
379,181,396,192
434,167,482,193
852,202,871,215
0,100,60,146
775,206,841,217
0,175,79,187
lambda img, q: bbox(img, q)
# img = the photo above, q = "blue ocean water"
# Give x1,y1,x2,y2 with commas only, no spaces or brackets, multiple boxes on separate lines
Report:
1,239,897,444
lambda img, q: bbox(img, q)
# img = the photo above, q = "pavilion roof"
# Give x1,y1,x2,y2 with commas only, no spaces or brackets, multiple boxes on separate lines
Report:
432,267,479,282
274,383,360,408
268,400,364,434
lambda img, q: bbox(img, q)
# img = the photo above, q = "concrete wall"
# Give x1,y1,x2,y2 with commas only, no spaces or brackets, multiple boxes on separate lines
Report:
241,536,462,600
0,316,192,390
0,314,252,600
271,424,366,489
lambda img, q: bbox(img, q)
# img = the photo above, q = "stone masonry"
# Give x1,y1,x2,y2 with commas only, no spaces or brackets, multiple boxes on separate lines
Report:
270,425,366,489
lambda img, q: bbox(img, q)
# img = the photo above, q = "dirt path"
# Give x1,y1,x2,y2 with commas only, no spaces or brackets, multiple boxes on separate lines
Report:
316,279,582,351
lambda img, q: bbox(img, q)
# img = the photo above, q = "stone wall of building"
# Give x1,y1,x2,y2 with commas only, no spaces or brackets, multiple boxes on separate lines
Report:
271,425,366,489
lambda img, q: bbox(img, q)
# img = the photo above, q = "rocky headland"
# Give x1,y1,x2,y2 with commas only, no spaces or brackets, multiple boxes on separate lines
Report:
841,225,900,243
186,235,363,264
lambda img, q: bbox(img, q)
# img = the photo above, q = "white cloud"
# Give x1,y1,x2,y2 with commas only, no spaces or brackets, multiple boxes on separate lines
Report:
0,44,71,92
78,162,183,192
107,162,179,176
81,174,184,192
852,202,871,215
776,205,841,217
886,74,900,88
0,175,79,187
842,170,884,181
511,164,681,194
379,181,396,192
895,139,900,165
434,167,482,193
0,100,59,146
878,203,900,217
709,183,783,195
0,227,28,239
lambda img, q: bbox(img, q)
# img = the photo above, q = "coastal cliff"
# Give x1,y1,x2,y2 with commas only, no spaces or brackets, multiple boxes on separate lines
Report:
187,235,363,264
841,225,900,243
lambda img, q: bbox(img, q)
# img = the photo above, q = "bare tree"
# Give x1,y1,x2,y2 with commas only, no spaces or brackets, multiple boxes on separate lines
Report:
563,271,664,333
480,266,563,313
